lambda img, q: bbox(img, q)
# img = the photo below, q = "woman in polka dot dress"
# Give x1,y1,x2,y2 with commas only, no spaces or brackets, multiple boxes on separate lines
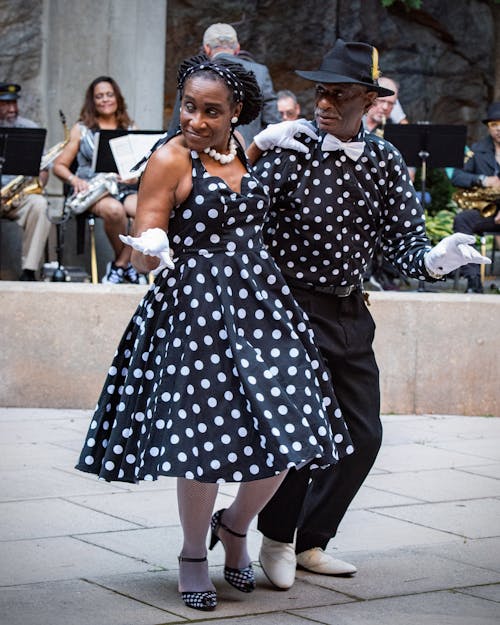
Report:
75,55,353,612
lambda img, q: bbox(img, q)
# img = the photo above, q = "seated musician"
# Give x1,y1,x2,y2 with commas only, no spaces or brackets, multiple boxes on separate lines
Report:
0,82,51,281
363,76,408,135
53,76,145,284
451,102,500,293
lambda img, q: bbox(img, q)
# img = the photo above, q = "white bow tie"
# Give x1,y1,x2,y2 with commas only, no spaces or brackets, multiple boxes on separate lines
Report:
321,134,365,161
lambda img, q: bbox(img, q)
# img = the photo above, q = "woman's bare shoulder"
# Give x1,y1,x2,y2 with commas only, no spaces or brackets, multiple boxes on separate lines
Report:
149,135,190,169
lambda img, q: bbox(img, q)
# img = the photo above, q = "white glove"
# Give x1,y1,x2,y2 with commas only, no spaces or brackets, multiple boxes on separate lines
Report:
119,227,175,271
424,232,491,277
253,119,319,154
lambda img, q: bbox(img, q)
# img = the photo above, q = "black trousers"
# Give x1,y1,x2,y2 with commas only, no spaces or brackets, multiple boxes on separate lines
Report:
453,209,500,280
258,287,382,553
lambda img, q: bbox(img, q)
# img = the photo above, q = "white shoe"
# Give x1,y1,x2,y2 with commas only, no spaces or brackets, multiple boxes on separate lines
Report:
259,536,296,590
296,547,357,576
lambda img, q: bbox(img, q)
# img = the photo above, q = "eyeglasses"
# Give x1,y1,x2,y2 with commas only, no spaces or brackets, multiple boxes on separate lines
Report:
487,121,500,129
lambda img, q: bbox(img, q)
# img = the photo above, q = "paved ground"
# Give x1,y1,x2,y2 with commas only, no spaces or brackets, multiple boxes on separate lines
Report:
0,408,499,625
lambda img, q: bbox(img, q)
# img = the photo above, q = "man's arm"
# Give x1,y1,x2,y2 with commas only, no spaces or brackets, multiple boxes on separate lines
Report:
451,152,484,188
258,66,281,127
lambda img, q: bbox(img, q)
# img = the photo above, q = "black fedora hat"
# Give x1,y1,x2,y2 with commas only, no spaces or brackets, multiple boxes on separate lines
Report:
482,102,500,124
0,82,21,101
295,39,394,97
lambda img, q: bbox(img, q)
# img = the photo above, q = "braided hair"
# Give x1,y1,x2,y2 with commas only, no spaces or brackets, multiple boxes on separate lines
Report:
177,54,263,126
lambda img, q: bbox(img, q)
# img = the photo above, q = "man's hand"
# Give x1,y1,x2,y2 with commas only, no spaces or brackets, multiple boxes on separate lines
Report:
119,227,175,270
424,232,491,277
253,119,319,153
483,175,500,189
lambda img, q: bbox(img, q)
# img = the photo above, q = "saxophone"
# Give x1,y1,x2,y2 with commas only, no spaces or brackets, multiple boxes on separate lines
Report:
1,110,70,209
64,172,119,215
452,187,500,218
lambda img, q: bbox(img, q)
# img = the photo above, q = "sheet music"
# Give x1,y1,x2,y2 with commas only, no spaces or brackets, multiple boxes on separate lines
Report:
109,133,165,180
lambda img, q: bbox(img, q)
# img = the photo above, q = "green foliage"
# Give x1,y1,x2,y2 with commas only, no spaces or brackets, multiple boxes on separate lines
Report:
380,0,422,8
424,209,456,245
412,168,458,244
413,167,457,216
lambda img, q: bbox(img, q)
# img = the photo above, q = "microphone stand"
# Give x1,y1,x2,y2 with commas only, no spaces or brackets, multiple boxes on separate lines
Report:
417,147,430,292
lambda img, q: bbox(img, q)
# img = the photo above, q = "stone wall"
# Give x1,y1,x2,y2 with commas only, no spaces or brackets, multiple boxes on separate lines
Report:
1,283,498,416
165,0,498,145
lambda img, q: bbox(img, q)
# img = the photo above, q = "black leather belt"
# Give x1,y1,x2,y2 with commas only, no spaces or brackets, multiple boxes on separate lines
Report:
284,275,359,297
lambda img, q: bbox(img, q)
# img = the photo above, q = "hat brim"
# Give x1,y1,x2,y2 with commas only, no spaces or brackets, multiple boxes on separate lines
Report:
482,118,499,124
0,94,19,101
295,70,394,97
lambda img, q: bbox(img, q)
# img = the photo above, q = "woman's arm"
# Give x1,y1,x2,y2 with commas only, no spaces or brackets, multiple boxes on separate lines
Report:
53,124,88,193
130,139,191,273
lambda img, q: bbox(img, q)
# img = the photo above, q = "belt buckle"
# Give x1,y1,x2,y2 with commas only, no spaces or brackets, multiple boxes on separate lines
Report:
336,285,353,297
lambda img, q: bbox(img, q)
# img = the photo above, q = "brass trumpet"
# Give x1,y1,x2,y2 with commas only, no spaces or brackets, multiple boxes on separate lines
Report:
453,187,499,218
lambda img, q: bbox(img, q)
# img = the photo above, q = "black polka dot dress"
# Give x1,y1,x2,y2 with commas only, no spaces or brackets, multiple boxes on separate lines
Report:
75,149,353,483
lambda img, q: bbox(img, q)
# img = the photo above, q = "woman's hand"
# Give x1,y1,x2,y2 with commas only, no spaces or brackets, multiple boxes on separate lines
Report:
119,227,175,271
70,176,89,194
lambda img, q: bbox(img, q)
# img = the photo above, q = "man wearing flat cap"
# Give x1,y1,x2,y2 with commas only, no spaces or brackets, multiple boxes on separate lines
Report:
0,82,50,280
247,39,490,588
451,102,500,293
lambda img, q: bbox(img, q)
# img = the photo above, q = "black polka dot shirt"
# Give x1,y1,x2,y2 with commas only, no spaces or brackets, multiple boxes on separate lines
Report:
254,124,434,287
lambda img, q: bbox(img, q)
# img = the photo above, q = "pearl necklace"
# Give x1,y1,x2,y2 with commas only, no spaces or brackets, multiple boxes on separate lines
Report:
203,137,237,164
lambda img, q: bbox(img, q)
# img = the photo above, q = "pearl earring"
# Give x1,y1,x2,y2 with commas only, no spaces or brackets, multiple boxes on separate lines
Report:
231,116,239,124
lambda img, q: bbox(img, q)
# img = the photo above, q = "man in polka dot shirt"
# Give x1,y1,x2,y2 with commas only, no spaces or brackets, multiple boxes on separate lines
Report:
247,39,490,589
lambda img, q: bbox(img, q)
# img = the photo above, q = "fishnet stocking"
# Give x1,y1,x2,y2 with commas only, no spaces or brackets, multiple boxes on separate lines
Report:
219,472,288,569
177,477,218,592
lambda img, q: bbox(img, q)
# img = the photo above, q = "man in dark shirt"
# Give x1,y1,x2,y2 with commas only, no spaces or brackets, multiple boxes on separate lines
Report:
451,102,500,293
167,23,281,147
247,39,490,589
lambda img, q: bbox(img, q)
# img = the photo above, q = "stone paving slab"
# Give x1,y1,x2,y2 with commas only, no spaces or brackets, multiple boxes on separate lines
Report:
322,509,461,553
428,437,500,462
375,498,500,539
381,414,500,445
78,522,263,571
0,467,129,501
294,545,500,599
0,536,162,586
290,590,500,624
458,583,500,603
425,537,500,573
460,463,500,480
373,443,492,472
0,579,177,625
365,467,500,502
0,442,78,470
0,498,140,541
1,408,499,624
91,568,353,620
344,483,422,509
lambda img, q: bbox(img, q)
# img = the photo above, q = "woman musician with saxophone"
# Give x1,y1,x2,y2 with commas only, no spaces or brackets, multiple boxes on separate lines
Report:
53,76,146,284
0,82,51,281
451,102,500,293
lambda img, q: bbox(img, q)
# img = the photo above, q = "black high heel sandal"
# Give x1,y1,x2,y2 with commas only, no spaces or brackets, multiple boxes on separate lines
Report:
209,508,256,593
177,556,217,611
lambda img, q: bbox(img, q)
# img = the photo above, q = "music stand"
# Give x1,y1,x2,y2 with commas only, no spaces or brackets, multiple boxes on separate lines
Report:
0,126,46,189
92,129,164,174
384,123,467,293
383,123,466,208
0,127,46,279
